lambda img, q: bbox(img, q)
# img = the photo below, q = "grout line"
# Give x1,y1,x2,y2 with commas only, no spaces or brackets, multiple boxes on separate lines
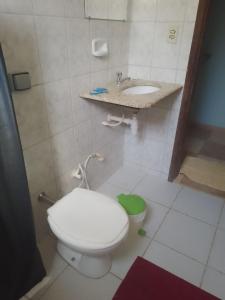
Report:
142,187,183,257
199,200,225,288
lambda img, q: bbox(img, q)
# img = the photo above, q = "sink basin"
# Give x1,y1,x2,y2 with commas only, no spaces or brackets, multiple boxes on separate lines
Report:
122,85,160,95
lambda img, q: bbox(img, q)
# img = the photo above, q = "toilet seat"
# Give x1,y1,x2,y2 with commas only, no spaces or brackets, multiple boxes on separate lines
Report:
47,188,129,251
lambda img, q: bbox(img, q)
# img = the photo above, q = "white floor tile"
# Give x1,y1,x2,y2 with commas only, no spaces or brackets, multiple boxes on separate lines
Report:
143,200,169,238
107,164,146,190
40,266,121,300
208,229,225,273
155,210,215,264
144,241,204,286
111,232,150,279
97,182,129,200
133,174,182,207
219,205,225,230
202,267,225,300
38,235,67,281
173,187,224,225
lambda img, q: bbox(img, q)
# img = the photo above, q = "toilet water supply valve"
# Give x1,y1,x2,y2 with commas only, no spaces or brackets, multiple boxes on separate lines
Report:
102,113,138,135
72,153,104,190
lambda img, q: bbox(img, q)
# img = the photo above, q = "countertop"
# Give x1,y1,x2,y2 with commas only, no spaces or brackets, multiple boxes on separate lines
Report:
80,79,182,109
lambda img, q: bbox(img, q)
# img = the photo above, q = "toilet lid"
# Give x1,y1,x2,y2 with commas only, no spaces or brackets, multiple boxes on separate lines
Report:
47,188,129,247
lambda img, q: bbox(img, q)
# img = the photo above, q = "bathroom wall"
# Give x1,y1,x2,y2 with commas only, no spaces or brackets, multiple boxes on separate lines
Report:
125,0,199,177
0,0,129,241
191,0,225,128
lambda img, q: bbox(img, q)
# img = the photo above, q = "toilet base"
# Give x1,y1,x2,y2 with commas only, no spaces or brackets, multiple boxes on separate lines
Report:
57,241,112,278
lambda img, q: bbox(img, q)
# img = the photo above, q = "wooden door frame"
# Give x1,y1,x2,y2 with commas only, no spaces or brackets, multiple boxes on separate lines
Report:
168,0,212,181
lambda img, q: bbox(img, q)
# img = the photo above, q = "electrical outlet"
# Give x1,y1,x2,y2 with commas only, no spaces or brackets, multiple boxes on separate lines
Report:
167,25,179,44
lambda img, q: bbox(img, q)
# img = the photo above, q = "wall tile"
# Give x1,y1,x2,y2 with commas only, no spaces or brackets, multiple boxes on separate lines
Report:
151,67,176,83
0,0,33,14
51,128,78,177
0,14,42,85
35,16,68,82
32,0,65,16
185,0,199,22
157,0,187,22
177,22,195,69
24,140,55,195
13,86,49,149
129,0,157,21
108,21,129,68
129,21,155,66
152,22,181,69
65,0,84,18
67,18,90,77
44,79,73,135
71,74,92,124
128,65,150,80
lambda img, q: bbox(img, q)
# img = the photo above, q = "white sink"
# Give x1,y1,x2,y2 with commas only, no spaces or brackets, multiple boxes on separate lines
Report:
122,85,160,95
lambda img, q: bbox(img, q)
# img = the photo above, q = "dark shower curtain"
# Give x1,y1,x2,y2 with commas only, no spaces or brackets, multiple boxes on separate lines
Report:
0,45,46,299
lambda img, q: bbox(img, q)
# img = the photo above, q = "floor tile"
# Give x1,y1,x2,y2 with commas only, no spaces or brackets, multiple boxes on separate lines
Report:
107,164,146,191
155,210,215,264
202,267,225,300
208,229,225,273
38,235,67,281
133,174,182,207
97,182,129,200
219,205,225,230
111,232,150,279
144,241,204,286
40,266,121,300
143,200,169,238
173,187,224,225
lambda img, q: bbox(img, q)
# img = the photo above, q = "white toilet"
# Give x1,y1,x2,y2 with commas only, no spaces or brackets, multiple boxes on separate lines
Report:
47,188,129,278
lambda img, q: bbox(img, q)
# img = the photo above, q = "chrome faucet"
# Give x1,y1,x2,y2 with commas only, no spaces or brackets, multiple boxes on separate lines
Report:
116,72,131,86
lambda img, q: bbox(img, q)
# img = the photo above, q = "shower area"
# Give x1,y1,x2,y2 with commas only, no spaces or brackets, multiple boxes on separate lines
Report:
177,0,225,197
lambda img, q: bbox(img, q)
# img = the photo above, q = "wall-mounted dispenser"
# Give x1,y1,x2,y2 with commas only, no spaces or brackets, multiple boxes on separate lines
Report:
8,72,31,91
92,39,108,57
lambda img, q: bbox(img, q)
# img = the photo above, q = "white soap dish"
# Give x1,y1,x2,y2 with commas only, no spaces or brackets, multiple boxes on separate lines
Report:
92,39,108,57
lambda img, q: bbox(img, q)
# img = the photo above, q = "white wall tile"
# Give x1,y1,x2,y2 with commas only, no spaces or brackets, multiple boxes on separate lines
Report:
13,86,49,149
0,0,33,14
185,0,199,22
35,16,68,82
32,0,65,16
51,128,78,177
129,0,156,21
177,22,195,69
129,22,155,66
67,18,90,77
151,67,176,83
0,14,42,85
65,0,85,18
157,0,187,22
44,79,73,135
152,22,181,69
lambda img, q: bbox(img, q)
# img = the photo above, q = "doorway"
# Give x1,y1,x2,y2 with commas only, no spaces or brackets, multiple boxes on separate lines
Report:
169,0,225,196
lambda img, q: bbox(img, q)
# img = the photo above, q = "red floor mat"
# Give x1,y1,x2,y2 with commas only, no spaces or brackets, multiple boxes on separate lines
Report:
113,257,219,300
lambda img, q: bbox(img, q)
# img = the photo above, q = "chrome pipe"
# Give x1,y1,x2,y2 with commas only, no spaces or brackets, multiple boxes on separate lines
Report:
38,192,55,205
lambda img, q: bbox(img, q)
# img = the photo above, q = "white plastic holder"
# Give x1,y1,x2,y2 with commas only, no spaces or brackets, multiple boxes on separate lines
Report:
102,113,138,135
92,39,108,57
